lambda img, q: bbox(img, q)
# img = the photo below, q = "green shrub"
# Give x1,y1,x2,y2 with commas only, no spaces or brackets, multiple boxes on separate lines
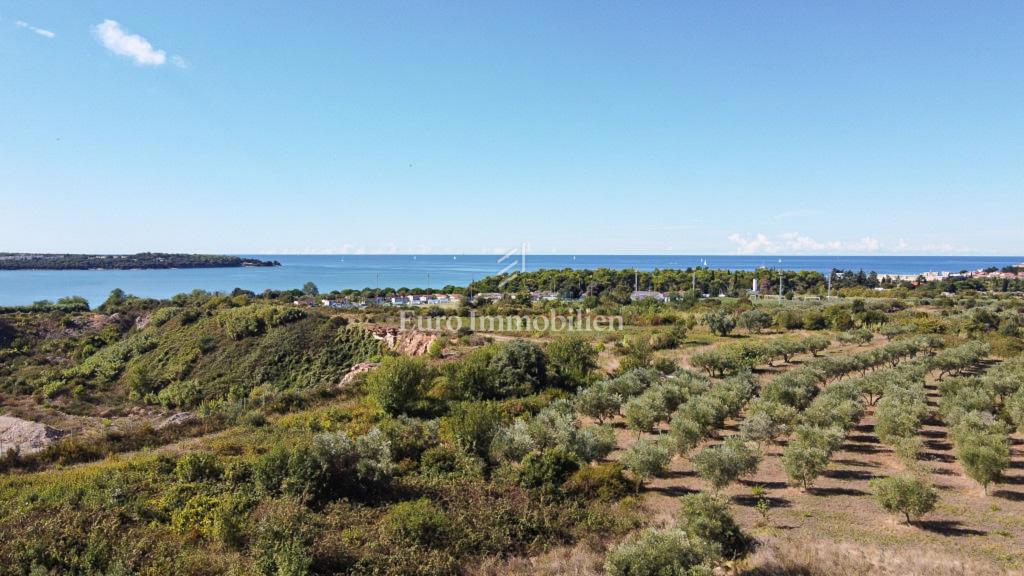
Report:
149,306,179,327
604,528,719,576
442,400,504,458
575,381,622,423
419,445,484,478
367,356,429,415
255,429,394,504
380,498,450,547
677,493,752,559
518,447,580,497
175,451,222,483
489,339,547,397
219,307,267,340
564,462,631,500
251,500,313,576
546,334,597,388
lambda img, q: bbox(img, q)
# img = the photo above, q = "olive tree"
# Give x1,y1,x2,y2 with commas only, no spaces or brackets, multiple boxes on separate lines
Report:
870,475,938,525
620,437,672,492
691,437,761,492
703,310,736,337
575,382,622,424
737,310,773,334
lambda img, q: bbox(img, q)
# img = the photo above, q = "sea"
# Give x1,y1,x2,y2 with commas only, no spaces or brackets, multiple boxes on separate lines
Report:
1,255,1022,308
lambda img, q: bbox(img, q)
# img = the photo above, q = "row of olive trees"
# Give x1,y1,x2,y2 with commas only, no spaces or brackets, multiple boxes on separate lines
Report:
782,378,865,490
613,371,758,491
690,334,830,377
873,362,931,465
758,336,943,414
936,352,1018,495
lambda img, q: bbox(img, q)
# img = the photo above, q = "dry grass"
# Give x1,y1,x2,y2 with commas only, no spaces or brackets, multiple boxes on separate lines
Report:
742,538,1022,576
468,542,605,576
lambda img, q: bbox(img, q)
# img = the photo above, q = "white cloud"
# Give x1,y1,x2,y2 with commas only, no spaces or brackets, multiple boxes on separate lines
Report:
16,20,55,38
728,232,884,255
93,20,166,66
170,55,188,69
727,233,777,254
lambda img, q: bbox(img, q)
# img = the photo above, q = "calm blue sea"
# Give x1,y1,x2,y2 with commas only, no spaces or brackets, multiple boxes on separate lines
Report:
0,255,1021,307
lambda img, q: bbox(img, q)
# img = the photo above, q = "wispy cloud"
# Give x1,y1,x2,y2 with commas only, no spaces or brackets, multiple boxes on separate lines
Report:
93,20,168,66
170,55,188,69
728,232,882,255
16,20,55,38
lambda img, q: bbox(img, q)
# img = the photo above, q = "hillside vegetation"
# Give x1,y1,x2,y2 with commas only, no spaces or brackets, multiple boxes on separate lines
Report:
1,282,1023,575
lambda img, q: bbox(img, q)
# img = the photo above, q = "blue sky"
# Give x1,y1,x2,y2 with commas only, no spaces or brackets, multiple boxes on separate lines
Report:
1,2,1022,255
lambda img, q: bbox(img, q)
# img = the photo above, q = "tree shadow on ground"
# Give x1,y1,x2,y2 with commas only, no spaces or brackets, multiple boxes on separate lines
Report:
923,439,953,451
993,489,1024,502
739,479,788,489
648,484,698,497
917,520,986,537
807,486,868,497
919,429,947,439
823,468,878,481
921,451,956,463
832,458,878,468
841,443,886,455
732,494,792,508
846,434,881,444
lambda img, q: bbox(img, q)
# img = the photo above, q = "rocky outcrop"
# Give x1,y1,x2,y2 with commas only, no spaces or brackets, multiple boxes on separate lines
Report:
338,362,379,388
368,328,437,356
155,412,197,430
0,415,66,455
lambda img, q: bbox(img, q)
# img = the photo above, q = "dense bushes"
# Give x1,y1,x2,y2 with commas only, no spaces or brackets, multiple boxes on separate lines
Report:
490,400,615,466
546,334,597,388
254,429,395,504
604,492,752,575
605,528,718,576
368,356,431,415
218,305,306,340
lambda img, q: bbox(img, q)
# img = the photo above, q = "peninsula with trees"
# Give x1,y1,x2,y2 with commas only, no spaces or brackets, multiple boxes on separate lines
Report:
0,253,280,270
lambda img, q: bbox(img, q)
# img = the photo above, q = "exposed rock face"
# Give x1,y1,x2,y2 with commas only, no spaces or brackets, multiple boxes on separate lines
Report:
155,412,197,430
368,328,437,356
0,415,66,455
339,362,379,388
